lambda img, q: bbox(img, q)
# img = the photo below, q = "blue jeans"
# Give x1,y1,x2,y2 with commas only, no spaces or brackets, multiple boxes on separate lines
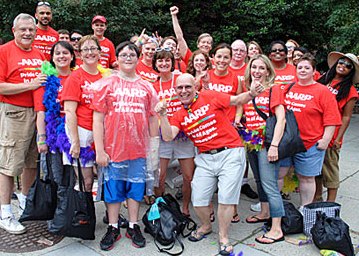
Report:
248,149,284,218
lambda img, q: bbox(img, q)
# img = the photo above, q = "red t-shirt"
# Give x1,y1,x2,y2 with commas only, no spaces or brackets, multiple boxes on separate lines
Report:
99,37,116,68
229,64,247,83
91,74,158,162
243,84,282,131
206,69,239,122
33,26,59,61
274,64,296,86
136,60,158,83
61,67,102,130
326,79,359,146
0,40,45,107
183,48,192,65
173,59,187,75
170,90,243,153
153,74,181,120
283,82,342,149
34,74,69,112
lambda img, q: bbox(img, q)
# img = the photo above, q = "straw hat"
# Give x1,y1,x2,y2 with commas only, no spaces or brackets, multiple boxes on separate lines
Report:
328,51,359,84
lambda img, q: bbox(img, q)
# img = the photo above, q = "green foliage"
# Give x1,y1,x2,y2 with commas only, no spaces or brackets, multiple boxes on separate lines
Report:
0,0,358,58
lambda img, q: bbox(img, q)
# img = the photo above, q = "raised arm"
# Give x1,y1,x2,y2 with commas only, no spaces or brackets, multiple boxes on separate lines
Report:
230,80,264,106
170,6,189,58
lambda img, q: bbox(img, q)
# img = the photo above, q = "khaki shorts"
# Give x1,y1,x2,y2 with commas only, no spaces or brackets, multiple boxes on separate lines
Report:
321,147,340,188
191,147,246,206
0,102,37,176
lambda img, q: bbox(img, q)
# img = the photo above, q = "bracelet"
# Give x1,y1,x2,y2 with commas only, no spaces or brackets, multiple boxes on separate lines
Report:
248,91,256,99
236,113,242,117
271,144,278,148
37,141,46,145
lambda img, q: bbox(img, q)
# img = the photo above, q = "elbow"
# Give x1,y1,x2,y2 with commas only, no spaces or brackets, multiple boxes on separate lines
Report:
163,135,173,142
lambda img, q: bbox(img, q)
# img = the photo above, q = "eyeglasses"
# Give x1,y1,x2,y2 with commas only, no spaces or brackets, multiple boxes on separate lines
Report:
155,47,172,53
80,47,99,53
70,37,81,42
37,1,51,7
271,48,286,53
118,53,138,59
338,59,353,69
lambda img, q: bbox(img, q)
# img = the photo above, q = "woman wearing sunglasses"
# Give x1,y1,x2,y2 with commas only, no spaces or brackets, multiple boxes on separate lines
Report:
268,40,296,86
61,35,103,192
315,52,359,202
152,48,196,217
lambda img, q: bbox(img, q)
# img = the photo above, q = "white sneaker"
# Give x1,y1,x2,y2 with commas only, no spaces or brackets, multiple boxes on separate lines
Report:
0,216,26,234
250,202,261,212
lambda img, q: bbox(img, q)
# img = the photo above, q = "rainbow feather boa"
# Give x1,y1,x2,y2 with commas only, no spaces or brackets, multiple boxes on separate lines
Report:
237,126,266,151
42,62,109,165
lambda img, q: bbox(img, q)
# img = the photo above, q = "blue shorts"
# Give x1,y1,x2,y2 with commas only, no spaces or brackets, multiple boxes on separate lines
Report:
279,144,325,177
103,158,146,203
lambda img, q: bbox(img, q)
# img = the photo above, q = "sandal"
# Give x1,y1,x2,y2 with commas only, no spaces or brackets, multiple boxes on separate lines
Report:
219,242,233,255
231,213,240,223
245,215,269,224
255,234,285,244
210,211,215,222
188,228,212,242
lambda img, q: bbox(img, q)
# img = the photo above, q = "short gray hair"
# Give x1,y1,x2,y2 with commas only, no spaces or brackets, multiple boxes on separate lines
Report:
13,13,36,28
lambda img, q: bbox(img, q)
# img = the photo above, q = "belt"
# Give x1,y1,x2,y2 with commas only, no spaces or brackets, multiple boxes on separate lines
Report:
202,147,229,155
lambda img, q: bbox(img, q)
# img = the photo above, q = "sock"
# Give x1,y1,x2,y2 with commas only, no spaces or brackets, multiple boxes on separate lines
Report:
110,223,118,229
242,178,248,185
1,204,12,219
129,221,137,229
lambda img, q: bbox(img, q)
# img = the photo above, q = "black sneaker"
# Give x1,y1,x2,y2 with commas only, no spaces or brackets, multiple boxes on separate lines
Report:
126,224,146,248
100,225,121,251
103,211,129,228
241,184,259,199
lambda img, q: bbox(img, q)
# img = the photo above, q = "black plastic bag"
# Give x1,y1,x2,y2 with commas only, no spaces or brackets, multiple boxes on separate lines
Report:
265,201,303,235
19,154,57,222
142,194,196,255
49,160,96,240
311,211,354,256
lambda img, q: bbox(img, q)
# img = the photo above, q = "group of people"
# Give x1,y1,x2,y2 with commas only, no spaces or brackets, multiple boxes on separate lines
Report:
0,2,358,255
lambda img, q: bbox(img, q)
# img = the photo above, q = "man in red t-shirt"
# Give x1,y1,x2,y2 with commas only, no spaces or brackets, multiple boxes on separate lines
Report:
0,14,46,235
33,2,59,60
155,73,263,255
92,15,117,69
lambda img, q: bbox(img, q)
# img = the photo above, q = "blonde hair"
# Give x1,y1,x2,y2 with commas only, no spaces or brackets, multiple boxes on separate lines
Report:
244,54,275,90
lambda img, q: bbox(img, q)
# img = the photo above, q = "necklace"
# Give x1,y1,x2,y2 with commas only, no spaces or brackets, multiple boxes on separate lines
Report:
184,94,199,115
159,73,174,103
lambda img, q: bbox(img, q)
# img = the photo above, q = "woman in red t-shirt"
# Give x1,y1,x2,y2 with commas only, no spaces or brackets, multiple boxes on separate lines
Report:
61,35,103,192
247,41,263,60
279,54,341,212
152,49,195,217
240,54,286,244
186,50,212,91
315,52,359,202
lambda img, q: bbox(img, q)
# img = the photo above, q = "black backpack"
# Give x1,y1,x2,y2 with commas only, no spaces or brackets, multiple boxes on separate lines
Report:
142,194,197,255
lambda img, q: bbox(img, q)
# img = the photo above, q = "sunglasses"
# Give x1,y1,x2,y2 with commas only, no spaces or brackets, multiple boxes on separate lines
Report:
155,47,172,53
271,48,286,53
37,1,51,6
338,59,353,69
70,37,82,42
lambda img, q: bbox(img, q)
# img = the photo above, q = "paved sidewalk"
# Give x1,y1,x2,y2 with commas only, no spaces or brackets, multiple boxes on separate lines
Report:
2,115,359,256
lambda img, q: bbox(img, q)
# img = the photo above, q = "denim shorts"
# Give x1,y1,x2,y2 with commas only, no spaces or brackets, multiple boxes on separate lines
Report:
280,144,325,177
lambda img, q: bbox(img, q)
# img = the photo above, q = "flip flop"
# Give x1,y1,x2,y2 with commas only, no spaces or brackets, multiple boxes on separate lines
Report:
255,234,285,244
188,228,212,242
245,215,269,224
210,212,215,222
219,242,234,255
231,213,240,223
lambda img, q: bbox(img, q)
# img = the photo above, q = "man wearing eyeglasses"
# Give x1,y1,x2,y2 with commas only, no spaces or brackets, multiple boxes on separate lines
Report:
0,13,46,235
91,15,117,69
33,1,59,60
155,73,264,255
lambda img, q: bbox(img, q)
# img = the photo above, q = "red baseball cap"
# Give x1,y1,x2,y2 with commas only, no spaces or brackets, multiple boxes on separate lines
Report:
92,15,107,24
